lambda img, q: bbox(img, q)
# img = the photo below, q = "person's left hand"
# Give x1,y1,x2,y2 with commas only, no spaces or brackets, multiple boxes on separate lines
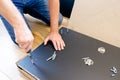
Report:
44,32,65,51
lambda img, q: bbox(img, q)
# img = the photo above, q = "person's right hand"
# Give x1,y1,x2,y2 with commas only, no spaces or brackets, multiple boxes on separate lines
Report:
0,0,34,52
14,26,34,52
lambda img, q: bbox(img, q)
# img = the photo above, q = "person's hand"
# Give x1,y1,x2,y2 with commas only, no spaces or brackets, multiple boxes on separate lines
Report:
44,31,65,51
14,26,34,52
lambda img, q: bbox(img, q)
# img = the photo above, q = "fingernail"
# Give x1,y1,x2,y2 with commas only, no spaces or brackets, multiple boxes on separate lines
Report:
59,48,61,51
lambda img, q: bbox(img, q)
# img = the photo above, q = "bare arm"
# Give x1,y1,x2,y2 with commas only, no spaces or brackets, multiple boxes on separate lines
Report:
48,0,59,32
44,0,65,51
0,0,26,29
0,0,34,52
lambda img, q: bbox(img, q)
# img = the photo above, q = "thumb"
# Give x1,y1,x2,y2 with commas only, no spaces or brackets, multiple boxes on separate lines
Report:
44,37,49,45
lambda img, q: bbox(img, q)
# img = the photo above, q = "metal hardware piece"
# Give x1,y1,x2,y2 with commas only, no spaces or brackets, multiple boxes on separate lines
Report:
46,51,57,61
110,67,117,77
98,47,106,54
82,57,94,66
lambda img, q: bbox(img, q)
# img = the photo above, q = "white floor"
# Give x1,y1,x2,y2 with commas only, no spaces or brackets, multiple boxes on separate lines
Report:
0,19,28,80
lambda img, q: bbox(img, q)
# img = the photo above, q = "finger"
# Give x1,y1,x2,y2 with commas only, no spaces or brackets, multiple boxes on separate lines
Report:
58,39,66,50
63,40,65,47
52,40,58,50
19,42,29,49
44,37,49,45
25,41,33,52
56,40,62,51
18,40,31,51
60,41,64,50
61,40,65,49
19,43,26,49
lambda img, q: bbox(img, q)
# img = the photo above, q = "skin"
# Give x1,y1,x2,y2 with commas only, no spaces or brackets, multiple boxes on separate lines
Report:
44,0,65,51
0,0,65,52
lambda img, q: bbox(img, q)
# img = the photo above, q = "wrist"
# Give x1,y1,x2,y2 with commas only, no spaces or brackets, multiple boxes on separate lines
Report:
50,27,59,33
12,20,27,30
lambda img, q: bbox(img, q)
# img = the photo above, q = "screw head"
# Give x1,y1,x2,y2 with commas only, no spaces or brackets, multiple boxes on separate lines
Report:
98,47,106,54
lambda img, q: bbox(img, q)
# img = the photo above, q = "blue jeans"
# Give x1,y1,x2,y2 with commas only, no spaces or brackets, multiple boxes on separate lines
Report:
0,0,63,44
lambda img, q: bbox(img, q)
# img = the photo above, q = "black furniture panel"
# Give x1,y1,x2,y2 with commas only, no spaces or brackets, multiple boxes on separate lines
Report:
17,27,120,80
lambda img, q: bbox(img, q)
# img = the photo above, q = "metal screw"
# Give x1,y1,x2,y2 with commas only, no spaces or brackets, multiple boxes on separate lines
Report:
98,47,106,54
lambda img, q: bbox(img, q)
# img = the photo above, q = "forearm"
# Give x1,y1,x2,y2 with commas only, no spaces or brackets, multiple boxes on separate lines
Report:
44,0,65,51
48,0,59,33
0,0,34,52
0,0,27,29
